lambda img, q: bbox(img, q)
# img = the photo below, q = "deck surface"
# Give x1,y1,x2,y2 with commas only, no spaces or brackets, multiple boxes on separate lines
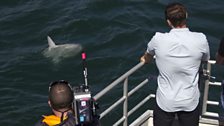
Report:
145,118,219,126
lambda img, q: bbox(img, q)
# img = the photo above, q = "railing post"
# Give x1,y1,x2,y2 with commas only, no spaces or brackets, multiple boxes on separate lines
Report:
93,62,145,125
202,62,211,115
123,77,128,126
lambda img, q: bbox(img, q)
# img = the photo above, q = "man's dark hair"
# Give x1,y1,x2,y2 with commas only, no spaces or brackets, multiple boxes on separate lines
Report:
165,2,187,27
49,81,73,111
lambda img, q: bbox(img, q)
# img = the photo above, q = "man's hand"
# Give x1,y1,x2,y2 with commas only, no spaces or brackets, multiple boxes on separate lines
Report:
140,52,153,64
140,55,146,63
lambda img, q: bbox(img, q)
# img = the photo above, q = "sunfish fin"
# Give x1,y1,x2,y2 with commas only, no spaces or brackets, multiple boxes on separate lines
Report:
47,36,57,48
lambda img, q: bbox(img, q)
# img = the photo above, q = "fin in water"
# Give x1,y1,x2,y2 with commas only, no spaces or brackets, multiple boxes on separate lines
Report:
43,36,83,64
47,36,57,49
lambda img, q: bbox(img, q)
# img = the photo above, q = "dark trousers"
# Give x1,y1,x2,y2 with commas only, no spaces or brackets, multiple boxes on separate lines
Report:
153,102,199,126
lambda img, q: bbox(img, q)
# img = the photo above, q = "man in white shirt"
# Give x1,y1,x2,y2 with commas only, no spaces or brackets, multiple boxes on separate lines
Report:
140,2,210,126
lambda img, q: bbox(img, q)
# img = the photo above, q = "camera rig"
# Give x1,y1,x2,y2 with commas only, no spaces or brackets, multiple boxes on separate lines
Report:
73,52,99,125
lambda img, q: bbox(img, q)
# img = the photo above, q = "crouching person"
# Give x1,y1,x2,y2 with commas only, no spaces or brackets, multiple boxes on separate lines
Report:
35,80,100,126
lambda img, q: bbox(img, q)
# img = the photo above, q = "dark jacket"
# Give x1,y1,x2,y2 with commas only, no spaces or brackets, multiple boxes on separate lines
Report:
35,113,76,126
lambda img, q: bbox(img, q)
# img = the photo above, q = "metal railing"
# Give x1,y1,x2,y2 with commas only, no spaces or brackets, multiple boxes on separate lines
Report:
93,62,155,126
201,60,222,118
94,60,222,126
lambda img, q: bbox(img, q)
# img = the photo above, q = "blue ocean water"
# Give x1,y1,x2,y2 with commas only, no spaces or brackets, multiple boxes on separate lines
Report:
0,0,224,125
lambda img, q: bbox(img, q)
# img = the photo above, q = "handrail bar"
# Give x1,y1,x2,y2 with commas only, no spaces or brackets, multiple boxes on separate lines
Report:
128,79,148,96
100,96,126,118
207,101,219,105
93,61,149,126
99,79,149,119
114,117,125,126
202,60,222,119
114,94,156,126
94,62,144,100
209,82,221,86
203,112,219,118
128,94,155,116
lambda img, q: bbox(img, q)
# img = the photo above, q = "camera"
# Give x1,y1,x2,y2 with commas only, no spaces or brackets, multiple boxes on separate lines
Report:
73,85,97,125
72,52,99,125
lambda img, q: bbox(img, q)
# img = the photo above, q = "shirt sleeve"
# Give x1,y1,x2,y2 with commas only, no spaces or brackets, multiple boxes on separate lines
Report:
218,37,224,56
202,36,210,61
146,33,157,56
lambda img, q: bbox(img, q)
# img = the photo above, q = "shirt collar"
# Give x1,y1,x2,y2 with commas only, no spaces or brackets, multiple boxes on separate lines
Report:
170,28,189,32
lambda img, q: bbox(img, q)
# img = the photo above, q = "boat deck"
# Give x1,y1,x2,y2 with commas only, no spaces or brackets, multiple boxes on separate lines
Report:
145,117,219,126
131,110,222,126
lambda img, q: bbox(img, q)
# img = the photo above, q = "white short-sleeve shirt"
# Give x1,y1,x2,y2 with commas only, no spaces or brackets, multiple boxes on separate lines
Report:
146,28,210,112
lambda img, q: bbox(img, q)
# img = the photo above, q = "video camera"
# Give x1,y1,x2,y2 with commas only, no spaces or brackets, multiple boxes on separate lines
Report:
72,52,99,125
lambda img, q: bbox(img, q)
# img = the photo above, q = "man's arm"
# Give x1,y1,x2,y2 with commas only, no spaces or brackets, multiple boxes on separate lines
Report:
140,52,154,64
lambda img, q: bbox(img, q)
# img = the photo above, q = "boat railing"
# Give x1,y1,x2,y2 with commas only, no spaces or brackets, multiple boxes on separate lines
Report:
94,60,222,126
93,62,155,126
201,60,221,118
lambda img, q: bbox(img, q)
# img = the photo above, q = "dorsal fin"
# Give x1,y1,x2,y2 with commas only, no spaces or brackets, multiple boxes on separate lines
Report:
47,36,56,48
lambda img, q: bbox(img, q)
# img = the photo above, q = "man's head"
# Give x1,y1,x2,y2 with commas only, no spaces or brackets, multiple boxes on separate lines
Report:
48,80,73,111
165,2,187,28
